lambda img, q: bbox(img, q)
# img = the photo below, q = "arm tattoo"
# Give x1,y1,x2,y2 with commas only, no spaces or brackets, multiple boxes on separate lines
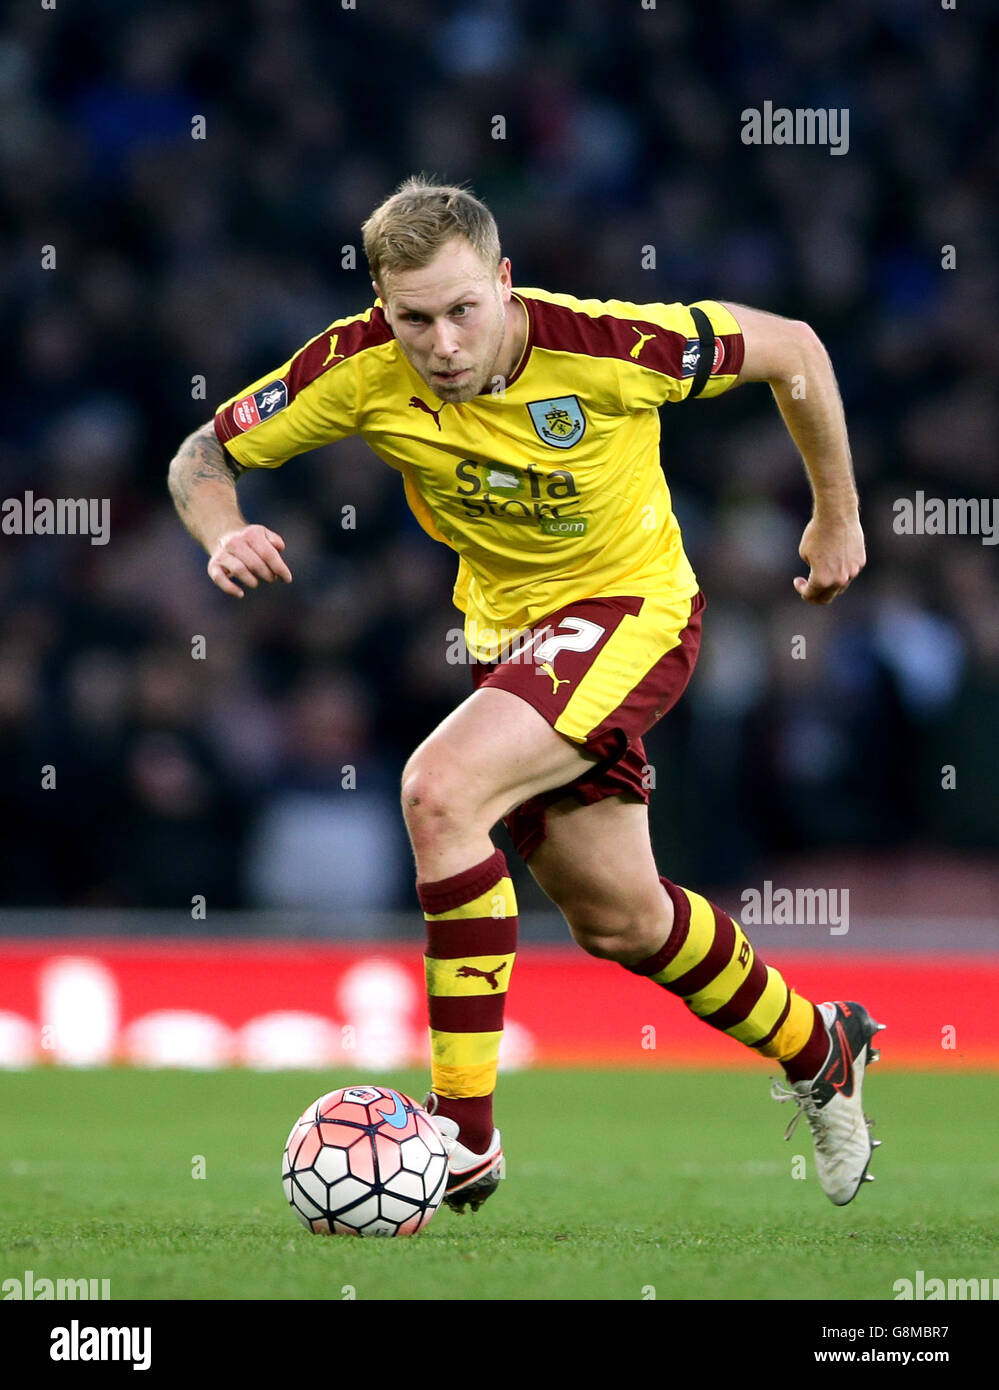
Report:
168,421,243,518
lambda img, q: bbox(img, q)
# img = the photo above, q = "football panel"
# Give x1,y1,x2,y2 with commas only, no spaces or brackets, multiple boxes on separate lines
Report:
321,1102,371,1128
399,1136,433,1175
334,1194,380,1230
294,1167,329,1212
293,1125,323,1170
313,1141,350,1185
380,1191,424,1224
327,1175,372,1213
373,1132,403,1181
289,1176,326,1221
383,1167,425,1203
283,1121,302,1156
346,1135,376,1183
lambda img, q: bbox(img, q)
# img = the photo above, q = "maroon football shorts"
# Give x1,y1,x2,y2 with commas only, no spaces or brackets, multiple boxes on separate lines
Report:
469,590,705,860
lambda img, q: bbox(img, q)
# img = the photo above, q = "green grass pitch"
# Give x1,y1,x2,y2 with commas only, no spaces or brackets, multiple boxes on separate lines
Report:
1,1068,996,1301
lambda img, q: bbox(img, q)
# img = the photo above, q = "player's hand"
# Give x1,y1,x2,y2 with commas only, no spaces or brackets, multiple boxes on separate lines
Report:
794,511,865,604
207,525,292,597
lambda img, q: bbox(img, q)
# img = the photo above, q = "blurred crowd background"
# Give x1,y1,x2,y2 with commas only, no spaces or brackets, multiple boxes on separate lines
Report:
2,0,997,916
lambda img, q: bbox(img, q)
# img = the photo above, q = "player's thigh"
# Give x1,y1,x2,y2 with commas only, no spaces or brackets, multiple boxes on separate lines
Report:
526,793,667,932
402,687,602,822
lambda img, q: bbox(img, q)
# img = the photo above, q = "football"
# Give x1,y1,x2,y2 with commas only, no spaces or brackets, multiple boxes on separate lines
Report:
282,1085,449,1236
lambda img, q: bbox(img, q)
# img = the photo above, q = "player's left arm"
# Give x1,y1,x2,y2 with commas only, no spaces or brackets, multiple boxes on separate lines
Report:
719,302,865,605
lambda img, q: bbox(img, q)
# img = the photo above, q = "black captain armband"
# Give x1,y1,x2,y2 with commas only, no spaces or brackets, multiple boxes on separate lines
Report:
686,306,716,401
223,451,246,481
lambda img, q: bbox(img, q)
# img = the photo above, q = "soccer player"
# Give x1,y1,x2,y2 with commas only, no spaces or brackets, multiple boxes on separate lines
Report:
168,178,882,1213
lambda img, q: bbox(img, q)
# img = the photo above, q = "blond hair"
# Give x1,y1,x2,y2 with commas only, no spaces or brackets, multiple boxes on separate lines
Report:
361,176,501,287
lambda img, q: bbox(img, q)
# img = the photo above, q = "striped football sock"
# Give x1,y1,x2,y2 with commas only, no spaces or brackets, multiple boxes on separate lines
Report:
417,847,517,1155
626,877,828,1079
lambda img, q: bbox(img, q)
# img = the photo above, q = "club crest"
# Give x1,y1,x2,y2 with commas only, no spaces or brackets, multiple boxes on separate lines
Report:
526,396,586,449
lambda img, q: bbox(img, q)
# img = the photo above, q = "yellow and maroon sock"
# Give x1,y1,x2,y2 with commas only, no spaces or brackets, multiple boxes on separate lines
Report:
417,847,517,1154
626,877,828,1079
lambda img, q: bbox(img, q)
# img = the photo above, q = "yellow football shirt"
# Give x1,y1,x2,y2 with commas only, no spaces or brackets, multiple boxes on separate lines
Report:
214,289,744,660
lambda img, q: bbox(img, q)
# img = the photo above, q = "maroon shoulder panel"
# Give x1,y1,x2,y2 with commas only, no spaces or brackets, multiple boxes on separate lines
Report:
214,306,394,442
526,295,689,377
285,306,395,401
525,295,744,383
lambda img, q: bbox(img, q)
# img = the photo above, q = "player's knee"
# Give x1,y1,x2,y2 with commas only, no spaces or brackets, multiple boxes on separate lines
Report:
400,758,477,844
401,765,449,826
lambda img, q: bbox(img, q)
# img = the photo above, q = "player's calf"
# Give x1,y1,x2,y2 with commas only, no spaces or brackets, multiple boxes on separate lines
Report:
559,884,676,967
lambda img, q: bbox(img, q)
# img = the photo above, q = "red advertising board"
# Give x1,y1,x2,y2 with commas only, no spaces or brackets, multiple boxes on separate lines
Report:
0,941,995,1069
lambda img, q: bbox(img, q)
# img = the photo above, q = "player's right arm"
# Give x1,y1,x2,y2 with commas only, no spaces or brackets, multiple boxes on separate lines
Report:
171,306,385,594
167,420,292,598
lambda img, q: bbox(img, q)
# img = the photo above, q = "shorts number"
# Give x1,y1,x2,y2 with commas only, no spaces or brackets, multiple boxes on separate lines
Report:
534,616,605,664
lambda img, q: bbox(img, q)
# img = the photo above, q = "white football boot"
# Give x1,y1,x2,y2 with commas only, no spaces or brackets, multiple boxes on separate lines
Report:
771,1000,885,1206
424,1097,505,1214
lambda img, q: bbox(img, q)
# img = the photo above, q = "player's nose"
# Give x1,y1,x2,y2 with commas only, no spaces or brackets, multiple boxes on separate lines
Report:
431,321,461,360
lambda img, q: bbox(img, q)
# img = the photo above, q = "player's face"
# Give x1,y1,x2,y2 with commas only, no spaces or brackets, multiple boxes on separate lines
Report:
378,239,515,403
